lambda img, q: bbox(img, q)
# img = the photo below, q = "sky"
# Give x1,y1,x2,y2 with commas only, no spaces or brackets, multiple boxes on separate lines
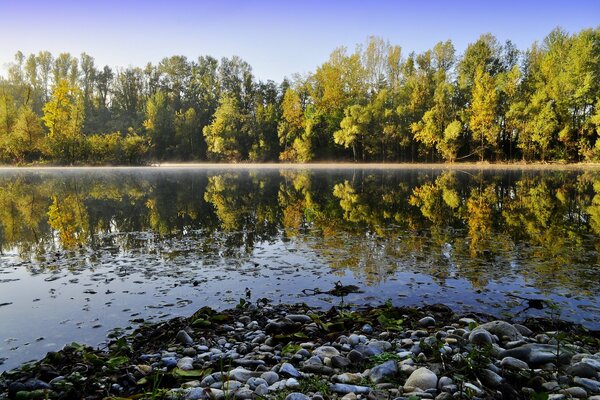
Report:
0,0,599,82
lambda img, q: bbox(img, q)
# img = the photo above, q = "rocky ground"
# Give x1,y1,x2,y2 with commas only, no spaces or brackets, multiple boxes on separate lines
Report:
1,300,600,400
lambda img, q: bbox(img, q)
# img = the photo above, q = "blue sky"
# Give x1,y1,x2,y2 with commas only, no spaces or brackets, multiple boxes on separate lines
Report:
1,0,599,81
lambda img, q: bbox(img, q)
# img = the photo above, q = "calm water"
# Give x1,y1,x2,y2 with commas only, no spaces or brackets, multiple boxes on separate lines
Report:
1,167,599,371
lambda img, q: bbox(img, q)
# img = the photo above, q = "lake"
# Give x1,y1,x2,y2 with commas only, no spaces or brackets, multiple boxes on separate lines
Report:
0,166,599,371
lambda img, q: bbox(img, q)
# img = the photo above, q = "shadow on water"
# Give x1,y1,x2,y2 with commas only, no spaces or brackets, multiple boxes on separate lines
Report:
0,167,599,370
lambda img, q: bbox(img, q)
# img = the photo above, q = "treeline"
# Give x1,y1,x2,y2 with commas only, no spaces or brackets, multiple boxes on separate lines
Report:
1,26,599,164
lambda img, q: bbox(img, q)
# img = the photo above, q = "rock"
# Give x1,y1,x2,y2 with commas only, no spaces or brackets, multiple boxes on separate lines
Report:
347,349,365,363
459,317,477,326
563,386,589,398
205,388,225,400
478,369,503,388
501,343,574,366
341,393,357,400
581,357,600,371
285,393,311,400
185,387,206,400
418,316,436,327
286,378,301,388
222,380,243,392
513,323,533,337
478,321,522,342
176,330,194,345
574,377,600,393
370,360,398,383
437,376,453,390
567,362,598,378
463,382,484,397
177,357,195,370
228,367,257,383
500,356,529,370
468,329,494,346
247,377,268,390
355,344,384,357
260,371,279,385
279,362,302,378
330,383,372,394
304,355,323,365
331,355,351,368
404,367,438,391
335,372,363,384
362,324,374,334
161,356,178,368
234,388,254,399
254,384,269,396
314,345,340,359
286,314,312,323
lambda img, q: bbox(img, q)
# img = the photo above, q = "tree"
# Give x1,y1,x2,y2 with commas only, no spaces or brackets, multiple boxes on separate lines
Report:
143,91,174,159
42,79,85,163
175,107,201,159
469,67,499,160
203,95,246,161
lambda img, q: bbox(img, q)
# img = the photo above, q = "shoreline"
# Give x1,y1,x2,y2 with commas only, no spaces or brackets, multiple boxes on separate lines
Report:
2,300,599,399
1,161,600,171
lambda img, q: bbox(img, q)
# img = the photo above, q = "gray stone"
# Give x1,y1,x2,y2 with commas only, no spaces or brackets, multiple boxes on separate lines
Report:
513,324,533,337
478,369,503,388
463,382,484,396
404,367,438,391
200,374,217,387
177,357,195,371
362,324,374,334
286,314,312,323
227,367,256,383
260,371,279,385
161,356,178,368
176,330,194,345
331,355,351,368
204,388,225,400
314,345,340,359
501,343,574,366
418,316,436,327
468,329,494,346
234,388,254,400
563,386,589,398
285,393,311,400
478,321,522,342
542,381,560,391
304,355,323,365
567,362,598,378
254,384,269,396
370,360,398,383
582,357,600,371
330,383,372,394
286,378,301,388
279,362,302,378
335,372,363,384
459,317,477,326
247,377,268,390
574,377,600,393
222,381,243,392
500,356,529,370
437,376,453,391
185,387,206,400
347,349,365,363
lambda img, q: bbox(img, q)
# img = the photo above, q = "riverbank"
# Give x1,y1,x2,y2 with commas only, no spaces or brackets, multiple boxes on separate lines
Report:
1,300,599,400
2,161,600,170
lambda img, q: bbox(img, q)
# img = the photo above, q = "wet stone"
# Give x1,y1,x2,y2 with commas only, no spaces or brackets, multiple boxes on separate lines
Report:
176,330,194,346
279,362,301,378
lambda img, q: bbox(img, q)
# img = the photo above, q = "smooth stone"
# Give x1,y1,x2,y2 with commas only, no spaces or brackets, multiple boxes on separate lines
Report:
201,375,217,386
286,378,301,388
362,324,374,334
331,355,351,368
205,389,225,400
228,367,256,383
185,387,206,400
347,349,365,363
286,314,312,323
478,321,522,342
268,381,287,391
355,344,384,357
418,316,436,327
279,363,302,378
567,362,599,378
468,329,494,346
176,330,194,345
501,356,529,370
254,384,269,396
183,347,197,357
247,377,268,390
513,324,533,337
335,373,363,384
501,343,573,366
459,317,477,326
478,369,503,388
162,356,178,368
404,367,438,391
542,382,560,391
177,357,195,371
437,376,453,391
370,360,398,383
463,383,484,396
260,371,279,385
563,386,589,398
581,358,600,371
330,383,372,394
234,388,254,400
548,395,566,400
574,377,600,393
285,393,311,400
304,356,323,365
222,380,243,392
341,393,357,400
314,345,340,359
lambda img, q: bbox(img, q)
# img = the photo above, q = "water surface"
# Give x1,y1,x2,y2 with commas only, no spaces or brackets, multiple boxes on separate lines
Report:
1,167,599,371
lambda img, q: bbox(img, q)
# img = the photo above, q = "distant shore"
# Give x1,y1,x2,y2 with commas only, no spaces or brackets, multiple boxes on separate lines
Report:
1,161,600,171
